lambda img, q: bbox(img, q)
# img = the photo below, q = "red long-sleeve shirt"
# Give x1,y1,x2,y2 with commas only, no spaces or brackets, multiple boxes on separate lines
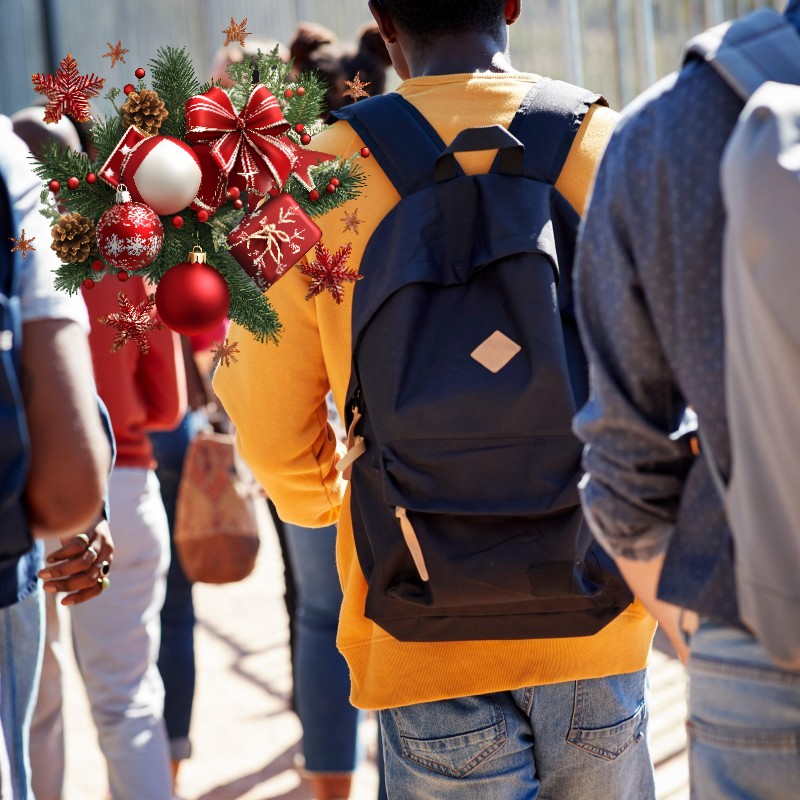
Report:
83,278,186,469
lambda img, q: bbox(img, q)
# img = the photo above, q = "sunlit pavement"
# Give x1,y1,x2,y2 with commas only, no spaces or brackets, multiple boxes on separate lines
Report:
59,517,687,800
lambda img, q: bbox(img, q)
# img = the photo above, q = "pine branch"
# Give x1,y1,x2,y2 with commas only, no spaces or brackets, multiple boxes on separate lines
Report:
287,156,367,218
283,72,328,129
32,142,114,220
54,261,94,295
90,114,124,166
150,47,200,138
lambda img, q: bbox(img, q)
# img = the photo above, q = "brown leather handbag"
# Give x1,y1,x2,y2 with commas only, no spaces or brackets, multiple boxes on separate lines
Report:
174,430,265,584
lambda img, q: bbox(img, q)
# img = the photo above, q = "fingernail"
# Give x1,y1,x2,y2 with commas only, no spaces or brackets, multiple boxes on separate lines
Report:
43,584,57,593
39,571,52,579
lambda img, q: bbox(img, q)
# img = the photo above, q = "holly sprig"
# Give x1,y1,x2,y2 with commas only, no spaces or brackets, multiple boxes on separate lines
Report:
33,44,361,344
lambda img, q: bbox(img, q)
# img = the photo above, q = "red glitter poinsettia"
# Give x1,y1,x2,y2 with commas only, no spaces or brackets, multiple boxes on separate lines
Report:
98,292,163,354
31,54,105,124
298,242,361,304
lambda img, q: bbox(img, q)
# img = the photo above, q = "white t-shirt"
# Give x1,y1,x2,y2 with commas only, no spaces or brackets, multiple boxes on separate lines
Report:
0,115,89,329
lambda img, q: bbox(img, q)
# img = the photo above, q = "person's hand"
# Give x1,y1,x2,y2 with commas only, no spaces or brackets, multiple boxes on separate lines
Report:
38,519,114,606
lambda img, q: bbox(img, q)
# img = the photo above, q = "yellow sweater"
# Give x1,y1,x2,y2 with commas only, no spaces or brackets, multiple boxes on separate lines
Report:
214,73,656,711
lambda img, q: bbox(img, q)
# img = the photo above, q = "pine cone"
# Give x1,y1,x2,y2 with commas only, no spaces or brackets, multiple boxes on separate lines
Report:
121,88,169,135
51,213,96,264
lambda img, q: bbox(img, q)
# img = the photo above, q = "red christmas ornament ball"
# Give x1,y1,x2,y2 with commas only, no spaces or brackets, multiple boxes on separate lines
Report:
233,198,244,210
135,67,146,79
82,278,94,290
326,183,336,194
295,123,305,133
123,83,135,95
96,192,164,271
117,271,129,282
296,86,306,96
361,147,371,158
155,251,230,336
86,172,97,185
67,176,80,190
308,189,320,202
227,186,241,200
196,210,209,223
172,215,184,228
48,180,60,193
330,177,340,187
284,88,294,99
300,133,312,146
91,259,104,272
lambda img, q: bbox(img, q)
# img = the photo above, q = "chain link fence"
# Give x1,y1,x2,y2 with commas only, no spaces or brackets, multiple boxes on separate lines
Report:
0,0,784,116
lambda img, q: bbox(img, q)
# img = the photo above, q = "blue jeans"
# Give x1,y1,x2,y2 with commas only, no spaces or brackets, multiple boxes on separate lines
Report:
380,669,653,799
687,621,800,799
152,411,205,761
0,587,44,799
283,523,360,774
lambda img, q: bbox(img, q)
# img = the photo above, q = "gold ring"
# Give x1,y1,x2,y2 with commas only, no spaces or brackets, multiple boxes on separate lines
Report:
98,576,110,591
76,533,91,548
86,546,99,562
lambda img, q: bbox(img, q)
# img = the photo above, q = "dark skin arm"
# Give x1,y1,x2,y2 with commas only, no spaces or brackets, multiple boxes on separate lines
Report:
22,319,112,537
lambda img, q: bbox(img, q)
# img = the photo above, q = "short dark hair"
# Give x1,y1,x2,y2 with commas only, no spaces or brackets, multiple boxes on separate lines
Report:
376,0,507,41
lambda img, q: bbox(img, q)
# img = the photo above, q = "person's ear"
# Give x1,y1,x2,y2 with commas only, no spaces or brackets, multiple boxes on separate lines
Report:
505,0,522,25
369,0,399,44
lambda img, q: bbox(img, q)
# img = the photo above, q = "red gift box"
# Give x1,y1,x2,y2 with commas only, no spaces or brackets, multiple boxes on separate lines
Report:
99,125,147,188
227,194,321,291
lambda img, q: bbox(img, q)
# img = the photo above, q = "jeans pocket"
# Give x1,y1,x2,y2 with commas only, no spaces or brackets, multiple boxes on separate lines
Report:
389,696,508,778
566,670,648,761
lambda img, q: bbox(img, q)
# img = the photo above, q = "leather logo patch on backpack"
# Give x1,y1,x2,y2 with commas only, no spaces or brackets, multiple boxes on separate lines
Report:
470,330,522,373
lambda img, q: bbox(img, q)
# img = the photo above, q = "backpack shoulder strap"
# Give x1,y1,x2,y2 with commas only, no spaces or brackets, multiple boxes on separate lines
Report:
0,174,18,300
684,8,800,101
332,93,450,197
501,77,608,185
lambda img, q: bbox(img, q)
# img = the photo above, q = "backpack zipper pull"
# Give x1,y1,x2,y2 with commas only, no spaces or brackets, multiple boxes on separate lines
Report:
336,405,366,481
395,507,430,582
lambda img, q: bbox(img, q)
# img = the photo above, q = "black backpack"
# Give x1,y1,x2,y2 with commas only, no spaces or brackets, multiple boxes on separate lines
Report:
333,80,632,642
0,173,33,567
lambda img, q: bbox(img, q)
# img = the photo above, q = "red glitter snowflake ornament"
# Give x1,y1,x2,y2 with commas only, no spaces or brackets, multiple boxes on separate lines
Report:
32,54,105,124
98,292,163,354
298,242,361,304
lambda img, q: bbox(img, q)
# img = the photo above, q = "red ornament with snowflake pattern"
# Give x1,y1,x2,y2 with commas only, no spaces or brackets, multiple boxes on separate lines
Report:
96,185,164,271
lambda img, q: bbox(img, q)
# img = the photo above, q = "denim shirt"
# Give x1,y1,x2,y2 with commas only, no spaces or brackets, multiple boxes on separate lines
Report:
573,3,800,626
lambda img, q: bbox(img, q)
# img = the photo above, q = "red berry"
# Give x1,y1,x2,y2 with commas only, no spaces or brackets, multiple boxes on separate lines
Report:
135,67,146,79
67,176,79,190
227,186,240,200
361,147,371,158
123,83,135,95
172,215,184,228
284,88,294,99
91,259,104,272
330,177,340,187
308,189,320,202
233,198,244,210
117,271,129,283
296,86,306,96
48,180,60,193
86,172,97,184
82,278,94,290
295,123,305,133
196,210,209,223
326,183,336,194
300,133,312,146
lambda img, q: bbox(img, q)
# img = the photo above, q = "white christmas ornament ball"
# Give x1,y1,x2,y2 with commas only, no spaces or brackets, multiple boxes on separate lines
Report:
121,136,202,216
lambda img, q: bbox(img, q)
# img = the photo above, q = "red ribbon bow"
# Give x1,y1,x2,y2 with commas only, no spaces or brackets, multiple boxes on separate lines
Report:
185,86,296,210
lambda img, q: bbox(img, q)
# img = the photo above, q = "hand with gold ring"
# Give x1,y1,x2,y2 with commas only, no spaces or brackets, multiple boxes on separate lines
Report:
38,519,114,606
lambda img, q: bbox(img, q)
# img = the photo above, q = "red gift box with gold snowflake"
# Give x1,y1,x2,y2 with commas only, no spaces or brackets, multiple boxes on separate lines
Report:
227,195,321,291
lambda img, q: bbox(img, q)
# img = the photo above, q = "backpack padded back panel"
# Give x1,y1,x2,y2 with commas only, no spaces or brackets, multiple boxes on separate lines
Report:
334,84,632,642
687,8,800,666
